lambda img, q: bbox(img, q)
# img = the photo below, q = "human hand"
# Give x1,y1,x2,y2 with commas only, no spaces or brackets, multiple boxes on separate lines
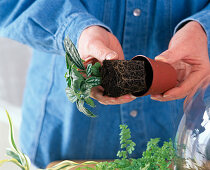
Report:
151,21,210,101
78,26,136,105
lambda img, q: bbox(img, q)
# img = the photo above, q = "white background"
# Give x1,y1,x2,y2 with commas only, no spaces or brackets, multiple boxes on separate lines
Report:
0,37,37,170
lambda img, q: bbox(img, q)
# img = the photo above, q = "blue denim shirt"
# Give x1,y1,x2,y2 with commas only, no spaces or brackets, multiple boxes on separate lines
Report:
1,0,210,168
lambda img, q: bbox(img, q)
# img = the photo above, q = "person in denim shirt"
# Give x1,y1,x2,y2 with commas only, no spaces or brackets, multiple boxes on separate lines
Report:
0,0,210,168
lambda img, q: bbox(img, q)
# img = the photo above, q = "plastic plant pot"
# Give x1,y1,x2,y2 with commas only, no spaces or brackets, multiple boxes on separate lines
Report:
131,55,177,97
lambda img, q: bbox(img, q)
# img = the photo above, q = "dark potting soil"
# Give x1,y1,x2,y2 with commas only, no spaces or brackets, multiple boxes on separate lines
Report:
101,60,147,97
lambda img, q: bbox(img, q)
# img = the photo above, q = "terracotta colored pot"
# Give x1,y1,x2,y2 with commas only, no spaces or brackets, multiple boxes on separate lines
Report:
131,55,177,97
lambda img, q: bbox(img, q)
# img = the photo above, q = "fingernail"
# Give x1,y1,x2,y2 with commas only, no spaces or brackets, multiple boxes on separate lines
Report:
121,96,130,100
155,56,167,61
121,95,130,99
151,96,159,100
163,95,172,98
99,101,108,105
106,51,117,60
121,95,136,100
130,95,137,99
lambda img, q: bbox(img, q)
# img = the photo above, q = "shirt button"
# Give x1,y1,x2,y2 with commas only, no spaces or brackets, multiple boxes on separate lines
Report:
130,110,138,117
133,8,141,17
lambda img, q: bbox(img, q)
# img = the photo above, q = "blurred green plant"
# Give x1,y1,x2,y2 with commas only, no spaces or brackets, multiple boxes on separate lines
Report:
0,110,30,170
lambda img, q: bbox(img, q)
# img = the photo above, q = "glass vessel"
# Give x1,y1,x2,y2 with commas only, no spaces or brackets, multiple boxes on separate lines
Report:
175,77,210,170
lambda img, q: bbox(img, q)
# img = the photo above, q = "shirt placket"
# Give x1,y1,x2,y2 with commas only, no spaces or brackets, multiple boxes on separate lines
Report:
120,0,150,152
122,0,149,60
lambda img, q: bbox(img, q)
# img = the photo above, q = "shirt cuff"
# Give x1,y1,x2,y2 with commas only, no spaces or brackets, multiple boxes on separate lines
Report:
174,9,210,55
56,12,112,56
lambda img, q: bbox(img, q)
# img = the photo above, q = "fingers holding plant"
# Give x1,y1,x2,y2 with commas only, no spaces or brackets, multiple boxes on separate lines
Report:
151,21,210,101
78,26,135,105
91,86,136,105
64,26,136,116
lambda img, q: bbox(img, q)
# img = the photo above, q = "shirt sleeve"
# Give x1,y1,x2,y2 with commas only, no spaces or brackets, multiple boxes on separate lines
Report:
0,0,111,56
174,3,210,56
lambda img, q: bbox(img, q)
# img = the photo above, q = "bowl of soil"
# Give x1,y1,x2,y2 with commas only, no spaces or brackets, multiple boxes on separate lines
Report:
101,55,177,97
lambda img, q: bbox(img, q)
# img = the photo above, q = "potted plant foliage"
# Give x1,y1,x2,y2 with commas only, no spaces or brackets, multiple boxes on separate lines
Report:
64,37,177,117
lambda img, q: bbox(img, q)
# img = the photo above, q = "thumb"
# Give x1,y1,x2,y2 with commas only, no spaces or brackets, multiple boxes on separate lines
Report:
87,40,118,63
155,49,181,64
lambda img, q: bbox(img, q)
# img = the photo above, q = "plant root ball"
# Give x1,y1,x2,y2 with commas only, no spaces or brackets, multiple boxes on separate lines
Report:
101,60,147,97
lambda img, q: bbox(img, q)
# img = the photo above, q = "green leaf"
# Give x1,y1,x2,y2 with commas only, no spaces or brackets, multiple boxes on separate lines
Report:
47,160,98,170
71,67,84,80
85,98,96,108
117,151,122,158
80,84,91,99
64,72,69,79
65,53,72,70
73,80,83,93
86,64,92,77
64,37,85,70
80,82,87,92
91,62,101,77
6,110,18,153
6,149,30,170
0,159,25,170
66,77,71,88
47,160,78,170
6,149,22,164
76,100,96,117
64,37,100,117
86,77,101,88
21,154,30,170
5,110,30,170
141,163,150,170
71,69,85,93
117,124,136,160
65,87,77,103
